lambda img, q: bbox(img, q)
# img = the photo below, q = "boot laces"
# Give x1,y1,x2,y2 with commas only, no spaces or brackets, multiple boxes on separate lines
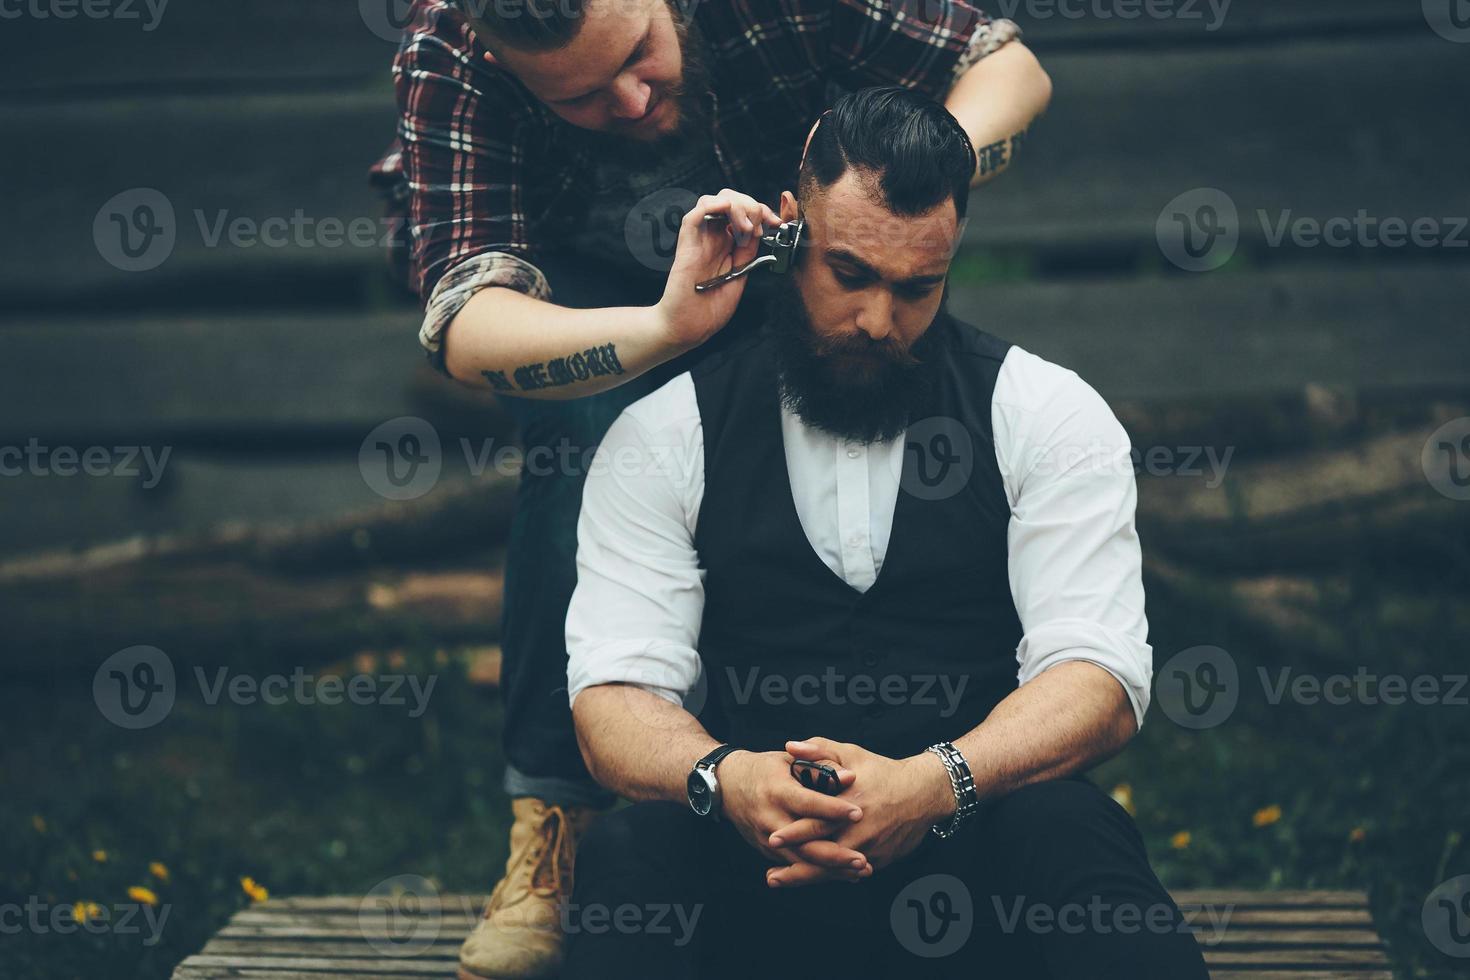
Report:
487,804,577,914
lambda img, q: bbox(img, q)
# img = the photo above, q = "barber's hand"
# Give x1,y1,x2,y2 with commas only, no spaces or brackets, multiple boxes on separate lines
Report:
654,189,781,350
718,749,874,885
764,737,956,887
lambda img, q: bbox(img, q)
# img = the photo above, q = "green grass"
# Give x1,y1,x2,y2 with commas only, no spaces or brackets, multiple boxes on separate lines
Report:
0,652,512,980
2,559,1467,978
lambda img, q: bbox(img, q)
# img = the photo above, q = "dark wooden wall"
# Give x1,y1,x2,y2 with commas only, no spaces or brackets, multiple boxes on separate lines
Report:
1,0,1466,557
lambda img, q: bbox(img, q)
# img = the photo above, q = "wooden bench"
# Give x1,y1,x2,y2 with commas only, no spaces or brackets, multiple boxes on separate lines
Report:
171,889,1391,978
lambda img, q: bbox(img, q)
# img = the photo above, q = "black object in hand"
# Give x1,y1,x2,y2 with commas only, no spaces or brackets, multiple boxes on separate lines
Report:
790,759,841,795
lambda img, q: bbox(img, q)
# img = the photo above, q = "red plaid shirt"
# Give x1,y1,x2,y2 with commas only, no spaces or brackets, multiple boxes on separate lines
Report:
369,0,1018,368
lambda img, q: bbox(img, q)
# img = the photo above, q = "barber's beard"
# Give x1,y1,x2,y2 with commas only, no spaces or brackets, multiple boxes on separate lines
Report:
570,9,712,163
767,274,942,444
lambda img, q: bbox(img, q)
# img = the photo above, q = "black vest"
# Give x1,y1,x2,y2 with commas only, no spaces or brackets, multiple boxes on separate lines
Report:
691,313,1024,759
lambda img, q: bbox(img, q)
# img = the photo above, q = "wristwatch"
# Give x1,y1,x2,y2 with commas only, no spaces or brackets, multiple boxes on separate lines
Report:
686,744,742,819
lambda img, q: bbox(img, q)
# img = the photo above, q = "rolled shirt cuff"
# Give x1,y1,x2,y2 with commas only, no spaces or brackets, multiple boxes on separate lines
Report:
418,250,552,374
566,638,702,711
1016,620,1153,732
950,17,1023,85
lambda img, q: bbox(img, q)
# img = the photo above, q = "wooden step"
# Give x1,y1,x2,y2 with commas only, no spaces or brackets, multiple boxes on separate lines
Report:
171,889,1391,978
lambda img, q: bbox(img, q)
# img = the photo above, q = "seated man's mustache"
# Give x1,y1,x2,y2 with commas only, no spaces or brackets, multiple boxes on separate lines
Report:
805,328,922,368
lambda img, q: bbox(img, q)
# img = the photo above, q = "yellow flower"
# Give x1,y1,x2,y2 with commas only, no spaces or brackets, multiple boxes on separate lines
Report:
32,815,47,834
1109,783,1136,816
1170,830,1192,850
91,849,108,863
73,901,103,923
149,862,170,883
1252,804,1282,828
127,886,159,907
1348,826,1366,843
241,876,269,903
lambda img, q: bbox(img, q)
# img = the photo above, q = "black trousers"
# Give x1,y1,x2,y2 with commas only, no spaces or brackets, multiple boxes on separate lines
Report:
563,777,1210,980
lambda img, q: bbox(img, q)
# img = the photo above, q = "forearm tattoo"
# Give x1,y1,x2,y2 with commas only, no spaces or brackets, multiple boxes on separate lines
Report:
977,129,1028,177
481,342,625,392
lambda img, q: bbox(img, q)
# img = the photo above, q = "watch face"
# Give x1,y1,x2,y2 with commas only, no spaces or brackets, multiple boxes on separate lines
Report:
687,769,714,816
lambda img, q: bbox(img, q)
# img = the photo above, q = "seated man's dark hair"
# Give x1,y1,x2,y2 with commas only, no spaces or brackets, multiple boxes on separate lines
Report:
799,85,976,222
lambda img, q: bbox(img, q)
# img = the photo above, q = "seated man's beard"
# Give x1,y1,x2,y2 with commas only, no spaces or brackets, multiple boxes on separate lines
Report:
767,273,941,444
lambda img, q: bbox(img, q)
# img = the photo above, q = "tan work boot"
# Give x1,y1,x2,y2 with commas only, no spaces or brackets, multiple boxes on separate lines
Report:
457,797,603,980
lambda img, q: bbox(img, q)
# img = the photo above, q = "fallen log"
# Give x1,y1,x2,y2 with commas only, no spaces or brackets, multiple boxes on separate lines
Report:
0,474,517,674
0,560,505,677
1137,428,1470,572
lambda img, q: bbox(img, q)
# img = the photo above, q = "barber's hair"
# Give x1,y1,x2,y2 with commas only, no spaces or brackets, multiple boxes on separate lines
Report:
455,0,685,53
453,0,588,52
799,86,976,221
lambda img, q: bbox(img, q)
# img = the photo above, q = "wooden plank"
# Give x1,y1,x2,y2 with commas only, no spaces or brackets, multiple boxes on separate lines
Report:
178,955,453,975
0,0,396,95
1171,890,1369,907
1016,0,1424,49
1210,974,1391,979
1205,948,1390,966
177,972,451,980
1196,908,1376,928
215,925,473,941
1196,929,1385,947
0,449,514,560
247,895,489,913
947,264,1470,401
0,311,429,444
965,33,1470,250
3,85,398,300
203,940,460,959
177,971,447,980
179,889,1393,978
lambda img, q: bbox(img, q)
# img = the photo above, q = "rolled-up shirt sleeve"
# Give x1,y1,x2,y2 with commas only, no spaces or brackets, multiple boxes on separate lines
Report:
419,251,551,372
992,348,1153,731
566,374,707,709
392,2,552,371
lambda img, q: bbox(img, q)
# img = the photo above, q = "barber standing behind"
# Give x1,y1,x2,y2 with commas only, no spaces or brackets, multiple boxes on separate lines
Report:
369,2,1051,977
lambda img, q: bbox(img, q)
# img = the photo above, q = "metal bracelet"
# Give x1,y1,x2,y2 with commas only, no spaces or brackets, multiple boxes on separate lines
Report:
925,741,981,838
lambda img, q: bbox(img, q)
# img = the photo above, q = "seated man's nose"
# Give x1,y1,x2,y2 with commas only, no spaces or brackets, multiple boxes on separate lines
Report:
855,310,895,343
610,81,653,119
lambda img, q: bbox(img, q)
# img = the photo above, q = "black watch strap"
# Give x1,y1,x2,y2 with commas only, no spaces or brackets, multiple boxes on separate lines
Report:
697,743,740,772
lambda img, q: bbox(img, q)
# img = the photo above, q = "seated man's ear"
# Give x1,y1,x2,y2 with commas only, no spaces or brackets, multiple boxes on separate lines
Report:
779,190,799,224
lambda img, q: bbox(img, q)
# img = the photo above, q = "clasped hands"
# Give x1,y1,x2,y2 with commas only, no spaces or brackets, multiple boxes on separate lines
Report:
718,737,957,888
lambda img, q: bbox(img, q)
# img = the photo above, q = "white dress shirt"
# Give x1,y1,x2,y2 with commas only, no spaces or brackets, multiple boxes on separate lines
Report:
565,343,1153,730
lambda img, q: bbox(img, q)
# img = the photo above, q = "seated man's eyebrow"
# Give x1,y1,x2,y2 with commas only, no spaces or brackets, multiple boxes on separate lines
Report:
827,247,947,286
552,29,651,103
